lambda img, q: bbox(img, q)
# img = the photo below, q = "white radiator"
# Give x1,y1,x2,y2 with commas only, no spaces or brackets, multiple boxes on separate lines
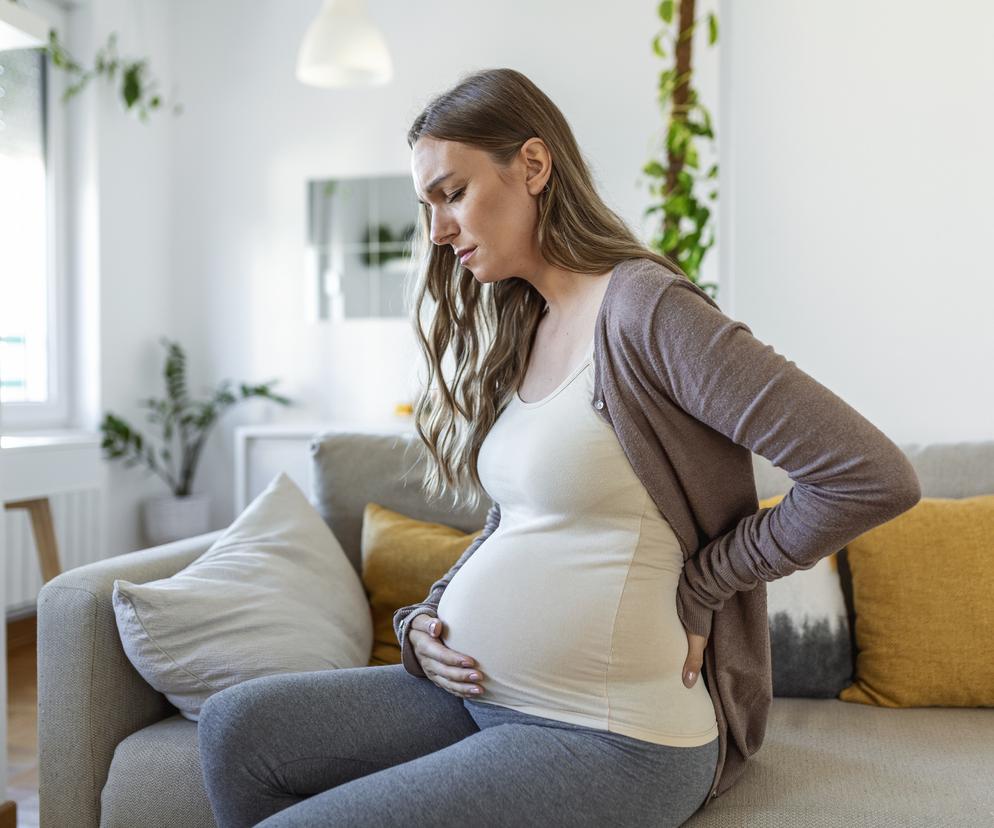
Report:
4,487,103,617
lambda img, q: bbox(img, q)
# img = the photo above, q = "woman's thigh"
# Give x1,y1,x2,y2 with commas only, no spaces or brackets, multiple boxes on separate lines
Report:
253,706,720,828
197,664,480,828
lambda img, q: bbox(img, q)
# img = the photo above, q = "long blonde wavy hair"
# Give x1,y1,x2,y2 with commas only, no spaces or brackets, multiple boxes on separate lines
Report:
406,67,684,513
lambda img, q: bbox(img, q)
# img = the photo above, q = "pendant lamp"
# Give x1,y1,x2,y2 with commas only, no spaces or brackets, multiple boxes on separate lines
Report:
295,0,393,88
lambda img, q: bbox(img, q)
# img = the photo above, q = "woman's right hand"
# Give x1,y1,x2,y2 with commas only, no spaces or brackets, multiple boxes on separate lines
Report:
408,613,485,698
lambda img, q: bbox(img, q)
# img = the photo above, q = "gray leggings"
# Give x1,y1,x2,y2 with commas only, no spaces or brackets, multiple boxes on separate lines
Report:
197,664,718,828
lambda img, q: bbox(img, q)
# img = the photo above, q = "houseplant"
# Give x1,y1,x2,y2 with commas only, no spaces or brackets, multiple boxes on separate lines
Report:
101,337,293,545
45,28,183,121
643,0,720,299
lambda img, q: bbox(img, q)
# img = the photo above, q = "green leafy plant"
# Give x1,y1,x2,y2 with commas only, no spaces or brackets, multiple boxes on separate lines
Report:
360,222,416,267
44,29,183,121
643,0,720,299
101,338,293,497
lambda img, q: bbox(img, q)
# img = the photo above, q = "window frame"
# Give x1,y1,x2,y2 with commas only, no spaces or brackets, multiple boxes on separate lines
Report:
1,0,71,431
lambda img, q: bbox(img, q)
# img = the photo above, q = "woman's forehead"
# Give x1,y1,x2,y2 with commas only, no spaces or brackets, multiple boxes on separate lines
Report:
412,140,479,196
413,138,470,172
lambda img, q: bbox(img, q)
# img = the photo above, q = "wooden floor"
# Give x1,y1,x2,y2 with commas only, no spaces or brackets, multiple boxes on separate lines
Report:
7,615,38,828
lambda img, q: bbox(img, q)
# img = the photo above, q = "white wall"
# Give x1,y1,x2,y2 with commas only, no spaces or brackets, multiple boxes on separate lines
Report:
50,0,994,551
719,0,993,445
62,0,177,558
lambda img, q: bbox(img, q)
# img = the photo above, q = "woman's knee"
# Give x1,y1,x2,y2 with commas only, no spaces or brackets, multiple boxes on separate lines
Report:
198,676,277,762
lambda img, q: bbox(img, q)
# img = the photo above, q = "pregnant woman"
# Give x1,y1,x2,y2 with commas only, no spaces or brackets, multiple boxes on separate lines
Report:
197,68,921,828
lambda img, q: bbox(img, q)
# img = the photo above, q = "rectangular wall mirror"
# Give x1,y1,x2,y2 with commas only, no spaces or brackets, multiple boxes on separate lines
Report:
306,174,420,320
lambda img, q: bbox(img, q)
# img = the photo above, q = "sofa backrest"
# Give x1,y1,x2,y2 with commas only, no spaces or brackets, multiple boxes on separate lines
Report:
309,429,495,576
752,439,994,500
310,428,994,577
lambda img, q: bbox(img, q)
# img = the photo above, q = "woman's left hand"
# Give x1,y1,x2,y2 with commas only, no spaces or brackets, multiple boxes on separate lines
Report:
682,631,708,688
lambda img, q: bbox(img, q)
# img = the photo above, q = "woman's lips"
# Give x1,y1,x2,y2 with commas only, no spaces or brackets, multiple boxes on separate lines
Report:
460,247,477,264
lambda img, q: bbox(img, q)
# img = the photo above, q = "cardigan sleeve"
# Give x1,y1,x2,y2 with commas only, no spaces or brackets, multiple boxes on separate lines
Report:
392,501,502,677
646,278,922,641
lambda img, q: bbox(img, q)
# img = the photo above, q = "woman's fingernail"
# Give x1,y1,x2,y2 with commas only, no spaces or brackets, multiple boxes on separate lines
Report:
687,671,695,684
430,622,437,634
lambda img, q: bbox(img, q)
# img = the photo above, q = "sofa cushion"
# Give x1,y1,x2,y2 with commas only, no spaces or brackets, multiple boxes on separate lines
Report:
760,495,853,698
684,698,994,826
101,714,214,828
112,472,373,720
360,501,485,667
309,430,496,577
100,699,993,828
839,494,994,707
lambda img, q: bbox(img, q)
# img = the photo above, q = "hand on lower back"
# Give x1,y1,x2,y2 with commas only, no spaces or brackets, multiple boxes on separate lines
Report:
683,630,707,688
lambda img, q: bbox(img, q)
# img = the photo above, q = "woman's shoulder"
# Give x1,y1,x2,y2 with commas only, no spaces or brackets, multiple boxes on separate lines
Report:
609,257,720,319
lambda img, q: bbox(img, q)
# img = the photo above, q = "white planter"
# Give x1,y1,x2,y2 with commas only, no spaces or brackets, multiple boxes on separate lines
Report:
141,492,212,547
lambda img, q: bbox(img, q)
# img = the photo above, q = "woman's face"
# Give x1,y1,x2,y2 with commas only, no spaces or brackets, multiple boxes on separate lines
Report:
411,136,547,284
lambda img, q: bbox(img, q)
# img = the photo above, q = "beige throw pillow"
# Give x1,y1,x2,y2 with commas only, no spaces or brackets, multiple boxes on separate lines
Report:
112,472,373,720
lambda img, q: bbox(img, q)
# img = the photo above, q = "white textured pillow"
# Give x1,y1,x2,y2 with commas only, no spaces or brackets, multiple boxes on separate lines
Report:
112,471,373,720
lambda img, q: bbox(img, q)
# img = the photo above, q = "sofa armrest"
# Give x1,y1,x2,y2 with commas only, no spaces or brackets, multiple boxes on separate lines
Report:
37,529,225,828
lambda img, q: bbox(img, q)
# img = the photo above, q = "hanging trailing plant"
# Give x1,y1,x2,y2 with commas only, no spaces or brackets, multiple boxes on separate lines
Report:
643,0,719,299
44,29,183,121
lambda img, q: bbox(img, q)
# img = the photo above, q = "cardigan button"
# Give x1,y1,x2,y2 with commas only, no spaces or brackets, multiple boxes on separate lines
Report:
594,399,604,409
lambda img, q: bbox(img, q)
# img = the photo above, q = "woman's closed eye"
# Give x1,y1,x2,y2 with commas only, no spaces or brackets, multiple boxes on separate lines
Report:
446,188,465,203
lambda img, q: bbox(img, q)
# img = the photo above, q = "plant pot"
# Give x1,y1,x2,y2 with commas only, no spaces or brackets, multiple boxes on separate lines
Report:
141,492,212,547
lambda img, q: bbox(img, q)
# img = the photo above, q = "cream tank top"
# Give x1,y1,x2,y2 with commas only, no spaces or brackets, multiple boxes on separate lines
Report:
436,333,719,747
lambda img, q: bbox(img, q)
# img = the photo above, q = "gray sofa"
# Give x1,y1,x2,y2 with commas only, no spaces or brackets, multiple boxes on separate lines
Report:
38,430,994,827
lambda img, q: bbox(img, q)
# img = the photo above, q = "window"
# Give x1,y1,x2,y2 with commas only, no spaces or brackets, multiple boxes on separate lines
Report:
0,0,69,430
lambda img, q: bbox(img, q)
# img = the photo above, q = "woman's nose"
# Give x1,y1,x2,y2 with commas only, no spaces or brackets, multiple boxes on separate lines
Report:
430,216,457,246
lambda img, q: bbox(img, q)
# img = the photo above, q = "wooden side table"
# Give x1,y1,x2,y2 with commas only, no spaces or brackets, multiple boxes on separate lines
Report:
3,498,62,583
1,430,102,824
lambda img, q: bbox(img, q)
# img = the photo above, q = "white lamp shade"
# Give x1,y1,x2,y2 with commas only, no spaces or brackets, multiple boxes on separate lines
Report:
296,0,393,88
0,0,50,51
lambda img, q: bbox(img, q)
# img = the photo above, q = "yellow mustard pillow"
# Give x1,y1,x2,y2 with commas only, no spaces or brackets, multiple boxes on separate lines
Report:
838,494,994,708
360,502,484,669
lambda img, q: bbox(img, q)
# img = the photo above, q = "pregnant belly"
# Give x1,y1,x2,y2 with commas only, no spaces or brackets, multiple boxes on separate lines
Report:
435,531,685,713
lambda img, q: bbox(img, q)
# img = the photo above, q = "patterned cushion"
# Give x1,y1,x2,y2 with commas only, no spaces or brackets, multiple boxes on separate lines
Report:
761,495,854,697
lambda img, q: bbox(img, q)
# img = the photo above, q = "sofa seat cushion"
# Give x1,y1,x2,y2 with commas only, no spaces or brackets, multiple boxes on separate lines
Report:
98,698,992,828
685,697,994,826
101,714,215,828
